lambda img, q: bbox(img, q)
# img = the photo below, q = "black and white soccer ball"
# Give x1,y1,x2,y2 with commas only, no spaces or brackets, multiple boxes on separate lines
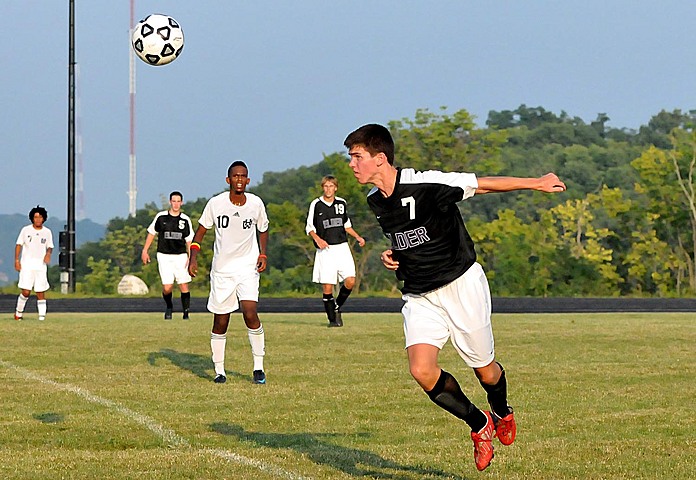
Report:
131,14,184,66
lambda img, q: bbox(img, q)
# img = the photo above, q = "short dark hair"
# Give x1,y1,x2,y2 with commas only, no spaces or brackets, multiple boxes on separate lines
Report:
169,191,183,201
344,124,395,165
29,205,48,222
228,160,248,178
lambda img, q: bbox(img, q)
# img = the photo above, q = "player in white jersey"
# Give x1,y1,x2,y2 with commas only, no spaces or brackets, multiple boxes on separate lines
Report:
345,124,566,471
306,175,365,327
141,191,194,320
14,206,54,321
188,161,269,385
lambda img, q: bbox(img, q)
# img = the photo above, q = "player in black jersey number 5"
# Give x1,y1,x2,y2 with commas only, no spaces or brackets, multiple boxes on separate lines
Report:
345,123,566,472
141,191,194,320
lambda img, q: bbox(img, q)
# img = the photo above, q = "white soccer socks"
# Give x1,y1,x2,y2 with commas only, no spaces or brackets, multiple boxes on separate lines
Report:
210,332,227,376
247,325,265,372
37,299,47,320
15,294,28,318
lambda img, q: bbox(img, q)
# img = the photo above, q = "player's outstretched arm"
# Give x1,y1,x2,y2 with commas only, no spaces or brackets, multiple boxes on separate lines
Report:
476,173,566,194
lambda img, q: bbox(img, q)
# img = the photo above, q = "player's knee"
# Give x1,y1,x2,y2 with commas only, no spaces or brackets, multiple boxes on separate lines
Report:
344,277,356,289
474,361,502,385
242,312,260,329
409,363,438,389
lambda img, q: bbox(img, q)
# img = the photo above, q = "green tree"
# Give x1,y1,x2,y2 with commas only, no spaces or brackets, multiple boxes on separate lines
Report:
78,257,121,294
632,127,696,293
389,107,507,174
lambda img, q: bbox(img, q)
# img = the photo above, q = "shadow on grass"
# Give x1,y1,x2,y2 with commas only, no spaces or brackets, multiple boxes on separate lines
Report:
210,423,469,480
33,412,64,424
147,349,249,383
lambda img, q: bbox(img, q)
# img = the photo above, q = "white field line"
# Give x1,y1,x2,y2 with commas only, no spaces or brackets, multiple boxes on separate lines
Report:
0,359,311,480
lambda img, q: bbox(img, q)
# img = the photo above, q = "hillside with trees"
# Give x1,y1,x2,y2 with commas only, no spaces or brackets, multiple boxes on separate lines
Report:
40,105,696,298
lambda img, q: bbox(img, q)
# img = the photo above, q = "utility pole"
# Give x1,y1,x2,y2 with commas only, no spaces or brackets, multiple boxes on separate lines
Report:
62,0,77,293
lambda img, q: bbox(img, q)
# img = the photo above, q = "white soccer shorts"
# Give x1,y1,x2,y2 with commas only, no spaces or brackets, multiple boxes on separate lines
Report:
401,262,495,368
18,265,50,292
312,242,356,284
156,252,192,285
207,270,260,314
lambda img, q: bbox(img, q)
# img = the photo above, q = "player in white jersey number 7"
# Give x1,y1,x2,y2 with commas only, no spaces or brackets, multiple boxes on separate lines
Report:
345,123,566,472
188,161,270,386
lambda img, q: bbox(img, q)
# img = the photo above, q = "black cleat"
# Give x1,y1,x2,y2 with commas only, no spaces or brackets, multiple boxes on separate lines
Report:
164,309,173,320
252,370,266,384
182,310,189,320
334,307,343,327
213,374,227,384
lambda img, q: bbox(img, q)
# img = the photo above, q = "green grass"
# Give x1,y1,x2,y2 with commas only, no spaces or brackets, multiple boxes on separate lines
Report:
1,312,694,479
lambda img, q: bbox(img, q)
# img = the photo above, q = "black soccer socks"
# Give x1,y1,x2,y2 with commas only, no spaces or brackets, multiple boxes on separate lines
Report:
427,369,487,431
479,362,510,419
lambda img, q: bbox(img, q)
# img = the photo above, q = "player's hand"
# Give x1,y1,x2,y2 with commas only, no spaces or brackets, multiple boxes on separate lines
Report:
538,173,566,193
188,258,198,277
316,238,329,249
141,251,150,264
380,249,399,271
256,256,267,273
356,236,366,247
14,259,21,272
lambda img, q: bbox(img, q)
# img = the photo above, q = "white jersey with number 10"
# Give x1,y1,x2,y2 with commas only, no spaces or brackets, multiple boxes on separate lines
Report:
198,192,269,275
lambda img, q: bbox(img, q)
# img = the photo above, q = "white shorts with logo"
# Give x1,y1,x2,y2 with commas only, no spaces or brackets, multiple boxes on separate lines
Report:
207,270,260,314
156,252,192,285
18,265,50,292
401,262,494,368
312,242,356,284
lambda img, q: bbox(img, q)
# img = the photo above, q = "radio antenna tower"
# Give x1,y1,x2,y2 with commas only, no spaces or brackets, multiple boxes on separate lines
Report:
128,0,137,217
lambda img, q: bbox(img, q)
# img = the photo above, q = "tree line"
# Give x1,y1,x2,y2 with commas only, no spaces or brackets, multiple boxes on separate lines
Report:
52,105,696,298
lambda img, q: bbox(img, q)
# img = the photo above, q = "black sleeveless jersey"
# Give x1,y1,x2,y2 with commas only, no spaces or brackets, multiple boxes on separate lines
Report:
306,196,353,248
367,168,479,294
146,211,194,255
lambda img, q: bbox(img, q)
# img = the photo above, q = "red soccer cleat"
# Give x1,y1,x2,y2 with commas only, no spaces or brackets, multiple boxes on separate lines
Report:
493,408,517,446
471,411,495,471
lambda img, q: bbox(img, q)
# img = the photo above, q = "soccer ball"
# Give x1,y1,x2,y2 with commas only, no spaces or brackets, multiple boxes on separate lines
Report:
131,14,184,66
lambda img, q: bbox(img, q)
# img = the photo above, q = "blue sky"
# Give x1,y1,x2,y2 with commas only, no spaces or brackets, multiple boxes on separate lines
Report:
2,1,694,224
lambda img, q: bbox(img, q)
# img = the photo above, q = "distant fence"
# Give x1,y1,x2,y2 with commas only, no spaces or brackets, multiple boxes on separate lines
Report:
1,295,695,314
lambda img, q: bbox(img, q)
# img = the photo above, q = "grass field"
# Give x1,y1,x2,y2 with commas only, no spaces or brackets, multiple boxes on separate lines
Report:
1,311,694,479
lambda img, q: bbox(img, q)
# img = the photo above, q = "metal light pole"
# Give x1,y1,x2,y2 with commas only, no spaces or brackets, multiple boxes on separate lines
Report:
64,0,77,293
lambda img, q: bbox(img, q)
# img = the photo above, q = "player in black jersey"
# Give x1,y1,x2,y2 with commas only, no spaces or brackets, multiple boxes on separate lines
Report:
345,124,566,471
141,191,194,319
306,175,365,326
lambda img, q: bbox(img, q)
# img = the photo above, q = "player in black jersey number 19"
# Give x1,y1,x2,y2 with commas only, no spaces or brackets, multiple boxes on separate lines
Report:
345,123,566,471
306,175,365,327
